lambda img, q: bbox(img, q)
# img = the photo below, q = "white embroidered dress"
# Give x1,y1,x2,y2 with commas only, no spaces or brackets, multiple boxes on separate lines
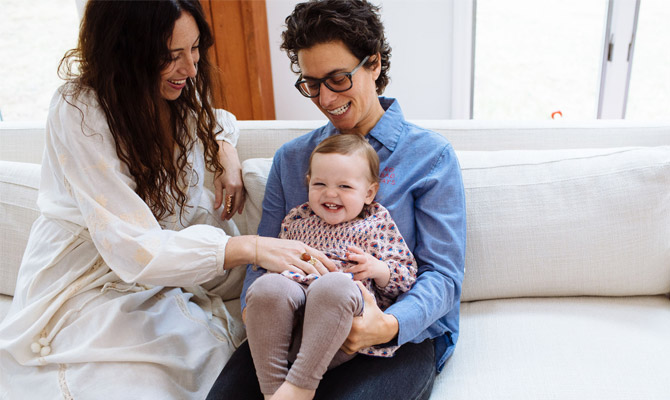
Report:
0,86,246,399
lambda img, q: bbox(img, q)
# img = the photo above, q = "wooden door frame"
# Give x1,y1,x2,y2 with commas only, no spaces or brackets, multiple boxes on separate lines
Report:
201,0,276,120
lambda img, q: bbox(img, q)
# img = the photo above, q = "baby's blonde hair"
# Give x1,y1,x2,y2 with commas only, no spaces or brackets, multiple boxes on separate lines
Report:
307,134,380,184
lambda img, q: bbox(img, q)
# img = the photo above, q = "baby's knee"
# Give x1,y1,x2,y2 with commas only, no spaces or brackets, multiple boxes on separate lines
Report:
246,273,303,309
307,272,359,305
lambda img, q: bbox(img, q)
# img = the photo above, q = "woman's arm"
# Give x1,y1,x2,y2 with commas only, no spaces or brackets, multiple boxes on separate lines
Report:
386,145,466,344
213,109,244,219
45,96,235,287
342,145,466,350
225,235,333,273
213,140,245,219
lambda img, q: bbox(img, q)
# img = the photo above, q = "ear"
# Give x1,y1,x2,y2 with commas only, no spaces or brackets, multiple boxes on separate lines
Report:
364,182,379,205
370,52,382,80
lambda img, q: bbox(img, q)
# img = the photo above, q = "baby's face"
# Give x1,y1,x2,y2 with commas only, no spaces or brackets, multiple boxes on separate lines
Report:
307,152,378,225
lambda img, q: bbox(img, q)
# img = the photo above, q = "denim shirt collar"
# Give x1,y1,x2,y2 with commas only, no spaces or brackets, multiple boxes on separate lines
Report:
322,97,404,152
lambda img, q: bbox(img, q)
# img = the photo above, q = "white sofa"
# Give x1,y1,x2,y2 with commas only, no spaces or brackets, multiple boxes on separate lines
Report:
1,119,669,399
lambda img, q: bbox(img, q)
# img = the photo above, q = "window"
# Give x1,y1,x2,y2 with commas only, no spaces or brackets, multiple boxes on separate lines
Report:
0,0,79,122
473,0,608,120
626,0,670,120
471,0,668,120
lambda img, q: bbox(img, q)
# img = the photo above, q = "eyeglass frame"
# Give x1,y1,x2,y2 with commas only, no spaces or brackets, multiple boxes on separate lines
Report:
294,55,371,98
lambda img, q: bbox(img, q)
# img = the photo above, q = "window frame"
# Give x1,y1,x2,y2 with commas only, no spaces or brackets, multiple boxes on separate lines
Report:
455,0,641,120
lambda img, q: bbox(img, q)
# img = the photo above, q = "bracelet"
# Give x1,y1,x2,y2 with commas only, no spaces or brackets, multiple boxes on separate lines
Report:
253,235,259,270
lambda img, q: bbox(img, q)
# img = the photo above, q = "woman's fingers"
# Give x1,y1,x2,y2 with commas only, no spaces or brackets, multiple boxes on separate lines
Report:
305,247,336,273
256,238,339,277
222,188,245,219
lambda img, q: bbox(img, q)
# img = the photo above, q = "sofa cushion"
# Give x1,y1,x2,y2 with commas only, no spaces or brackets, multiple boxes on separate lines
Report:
459,147,670,301
242,147,670,301
431,296,670,400
0,161,41,297
241,158,273,236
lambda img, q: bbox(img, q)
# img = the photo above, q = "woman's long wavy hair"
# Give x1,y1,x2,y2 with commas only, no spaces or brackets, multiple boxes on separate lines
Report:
281,0,392,94
59,0,223,221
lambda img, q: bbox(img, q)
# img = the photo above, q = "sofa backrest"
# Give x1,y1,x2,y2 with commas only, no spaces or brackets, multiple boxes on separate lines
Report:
241,146,670,302
236,121,670,302
1,120,670,301
4,119,670,164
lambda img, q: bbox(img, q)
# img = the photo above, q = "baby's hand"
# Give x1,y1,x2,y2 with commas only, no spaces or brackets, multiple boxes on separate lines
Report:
345,246,390,287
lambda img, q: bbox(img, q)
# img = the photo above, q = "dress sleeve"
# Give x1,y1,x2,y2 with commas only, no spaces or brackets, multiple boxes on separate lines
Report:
214,109,239,146
44,93,230,287
368,208,417,301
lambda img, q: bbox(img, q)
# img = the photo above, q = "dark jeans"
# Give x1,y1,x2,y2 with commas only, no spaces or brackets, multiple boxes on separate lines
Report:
206,338,436,400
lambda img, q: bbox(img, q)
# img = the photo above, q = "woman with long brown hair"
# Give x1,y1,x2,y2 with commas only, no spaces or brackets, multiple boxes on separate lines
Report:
0,1,332,398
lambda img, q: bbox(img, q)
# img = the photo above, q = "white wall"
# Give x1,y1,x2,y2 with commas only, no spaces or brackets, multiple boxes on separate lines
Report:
73,0,455,121
266,0,455,120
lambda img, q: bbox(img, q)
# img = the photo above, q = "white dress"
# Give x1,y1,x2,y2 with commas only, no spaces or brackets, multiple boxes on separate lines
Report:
0,86,246,399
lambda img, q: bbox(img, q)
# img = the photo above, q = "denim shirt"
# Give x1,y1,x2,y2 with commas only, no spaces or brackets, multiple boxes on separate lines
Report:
240,97,466,372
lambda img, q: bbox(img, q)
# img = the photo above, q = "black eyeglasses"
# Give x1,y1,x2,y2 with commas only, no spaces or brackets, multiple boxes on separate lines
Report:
294,56,370,98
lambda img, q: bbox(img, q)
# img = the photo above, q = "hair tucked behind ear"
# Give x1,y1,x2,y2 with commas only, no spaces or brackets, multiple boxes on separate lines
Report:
58,0,223,221
281,0,391,94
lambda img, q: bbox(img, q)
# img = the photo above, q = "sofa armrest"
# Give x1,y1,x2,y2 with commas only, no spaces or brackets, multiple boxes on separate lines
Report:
0,161,41,297
0,122,45,164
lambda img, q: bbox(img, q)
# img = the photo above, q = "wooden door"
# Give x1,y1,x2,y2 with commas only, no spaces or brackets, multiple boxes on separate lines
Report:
200,0,276,120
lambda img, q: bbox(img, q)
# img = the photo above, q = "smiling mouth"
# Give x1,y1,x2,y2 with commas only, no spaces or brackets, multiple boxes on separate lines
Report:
323,203,342,210
167,79,187,88
327,102,350,116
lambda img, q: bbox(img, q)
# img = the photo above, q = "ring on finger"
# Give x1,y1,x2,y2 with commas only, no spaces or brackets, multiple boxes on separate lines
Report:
225,195,234,213
301,252,317,265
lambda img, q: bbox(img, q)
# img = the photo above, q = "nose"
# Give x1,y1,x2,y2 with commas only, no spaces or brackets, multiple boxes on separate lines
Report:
318,84,338,108
324,186,338,198
180,52,198,78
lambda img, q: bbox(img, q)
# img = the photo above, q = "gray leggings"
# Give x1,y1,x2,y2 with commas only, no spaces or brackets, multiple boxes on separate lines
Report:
245,272,364,394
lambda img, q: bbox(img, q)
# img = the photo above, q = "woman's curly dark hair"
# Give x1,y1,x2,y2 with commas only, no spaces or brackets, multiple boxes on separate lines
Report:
58,0,223,221
281,0,392,94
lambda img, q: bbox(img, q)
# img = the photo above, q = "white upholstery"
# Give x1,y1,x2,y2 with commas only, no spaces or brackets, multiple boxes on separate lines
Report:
0,160,41,297
241,157,274,237
431,295,670,400
240,147,670,300
459,147,670,301
2,119,670,399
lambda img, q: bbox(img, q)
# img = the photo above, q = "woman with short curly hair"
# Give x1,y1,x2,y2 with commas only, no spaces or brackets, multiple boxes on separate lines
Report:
208,1,466,399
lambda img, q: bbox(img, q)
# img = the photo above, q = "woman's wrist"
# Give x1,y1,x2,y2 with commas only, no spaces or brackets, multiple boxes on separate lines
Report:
223,235,257,269
380,312,400,344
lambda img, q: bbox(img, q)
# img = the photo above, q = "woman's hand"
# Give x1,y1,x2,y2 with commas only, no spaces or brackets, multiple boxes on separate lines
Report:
224,236,336,274
341,281,399,354
213,140,245,220
256,236,336,276
345,245,391,287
